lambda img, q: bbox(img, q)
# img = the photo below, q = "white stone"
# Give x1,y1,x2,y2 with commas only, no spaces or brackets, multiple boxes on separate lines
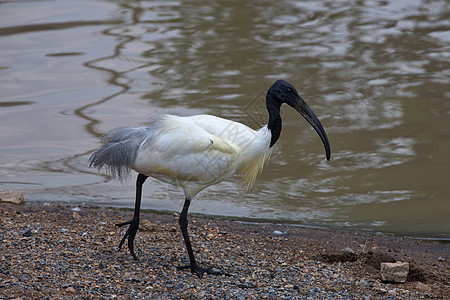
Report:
380,262,409,283
0,190,24,204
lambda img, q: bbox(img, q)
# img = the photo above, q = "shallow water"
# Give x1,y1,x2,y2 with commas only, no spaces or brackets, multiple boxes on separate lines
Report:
1,0,449,239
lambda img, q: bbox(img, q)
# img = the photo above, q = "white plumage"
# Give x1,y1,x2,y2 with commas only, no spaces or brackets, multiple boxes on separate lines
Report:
92,114,272,198
133,114,272,198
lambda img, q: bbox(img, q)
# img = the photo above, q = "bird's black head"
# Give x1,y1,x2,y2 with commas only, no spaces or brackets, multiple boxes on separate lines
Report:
266,80,300,110
266,80,331,161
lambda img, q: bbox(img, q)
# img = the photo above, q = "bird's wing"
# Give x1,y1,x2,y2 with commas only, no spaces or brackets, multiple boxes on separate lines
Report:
133,115,239,185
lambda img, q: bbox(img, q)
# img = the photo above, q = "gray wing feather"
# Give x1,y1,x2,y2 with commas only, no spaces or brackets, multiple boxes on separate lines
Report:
88,117,165,180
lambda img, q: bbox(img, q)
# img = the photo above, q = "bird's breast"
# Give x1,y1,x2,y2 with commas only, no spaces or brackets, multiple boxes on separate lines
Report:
234,126,272,189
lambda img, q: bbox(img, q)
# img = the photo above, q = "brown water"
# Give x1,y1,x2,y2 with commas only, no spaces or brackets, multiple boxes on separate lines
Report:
1,0,449,239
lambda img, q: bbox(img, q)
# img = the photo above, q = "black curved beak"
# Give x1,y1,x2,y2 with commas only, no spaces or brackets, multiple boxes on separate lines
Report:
291,96,331,161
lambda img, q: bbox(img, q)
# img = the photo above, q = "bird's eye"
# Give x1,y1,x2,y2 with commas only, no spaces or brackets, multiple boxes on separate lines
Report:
286,87,292,93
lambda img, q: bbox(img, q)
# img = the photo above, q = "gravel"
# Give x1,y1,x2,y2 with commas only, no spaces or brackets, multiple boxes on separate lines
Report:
1,202,448,299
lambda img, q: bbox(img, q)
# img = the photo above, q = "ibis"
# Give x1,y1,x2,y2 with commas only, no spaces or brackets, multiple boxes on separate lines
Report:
89,80,331,278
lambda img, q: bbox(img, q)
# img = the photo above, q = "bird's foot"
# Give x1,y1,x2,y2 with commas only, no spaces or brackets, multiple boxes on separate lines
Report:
116,219,139,260
177,263,232,279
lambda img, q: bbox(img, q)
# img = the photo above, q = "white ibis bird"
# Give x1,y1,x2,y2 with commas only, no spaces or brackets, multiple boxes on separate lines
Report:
89,80,330,278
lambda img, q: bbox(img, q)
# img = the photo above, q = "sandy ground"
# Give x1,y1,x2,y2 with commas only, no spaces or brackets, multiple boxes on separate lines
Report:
0,202,448,299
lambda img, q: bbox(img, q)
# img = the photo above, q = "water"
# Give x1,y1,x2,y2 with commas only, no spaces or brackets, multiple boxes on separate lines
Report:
1,0,449,239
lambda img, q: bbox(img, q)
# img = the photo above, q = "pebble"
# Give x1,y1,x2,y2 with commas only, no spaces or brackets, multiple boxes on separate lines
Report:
19,228,32,237
415,281,431,291
343,247,354,254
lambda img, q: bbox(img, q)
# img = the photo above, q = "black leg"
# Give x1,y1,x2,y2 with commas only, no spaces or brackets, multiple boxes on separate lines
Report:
177,198,230,278
116,173,148,260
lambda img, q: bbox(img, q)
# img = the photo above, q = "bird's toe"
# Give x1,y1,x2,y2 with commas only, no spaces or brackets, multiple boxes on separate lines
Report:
177,264,231,278
116,219,140,260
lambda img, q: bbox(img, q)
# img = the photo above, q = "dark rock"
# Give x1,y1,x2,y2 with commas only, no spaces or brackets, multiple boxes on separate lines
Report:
20,228,32,237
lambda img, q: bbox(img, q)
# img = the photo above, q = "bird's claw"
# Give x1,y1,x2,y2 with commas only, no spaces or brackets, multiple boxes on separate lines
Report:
116,219,139,260
177,264,231,279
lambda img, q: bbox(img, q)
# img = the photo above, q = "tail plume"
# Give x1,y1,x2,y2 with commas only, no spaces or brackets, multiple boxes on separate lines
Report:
88,125,158,180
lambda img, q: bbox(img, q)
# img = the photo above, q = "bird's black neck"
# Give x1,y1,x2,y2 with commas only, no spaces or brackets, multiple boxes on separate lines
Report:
267,105,282,148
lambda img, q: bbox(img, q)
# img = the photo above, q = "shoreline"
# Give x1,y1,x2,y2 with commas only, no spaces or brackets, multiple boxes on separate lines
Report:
1,201,448,299
31,199,450,242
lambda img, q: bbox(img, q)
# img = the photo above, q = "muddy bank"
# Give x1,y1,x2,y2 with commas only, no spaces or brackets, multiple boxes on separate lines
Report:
0,202,448,299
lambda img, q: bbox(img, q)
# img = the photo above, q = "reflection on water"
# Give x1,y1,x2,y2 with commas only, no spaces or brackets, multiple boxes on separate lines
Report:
0,0,449,239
